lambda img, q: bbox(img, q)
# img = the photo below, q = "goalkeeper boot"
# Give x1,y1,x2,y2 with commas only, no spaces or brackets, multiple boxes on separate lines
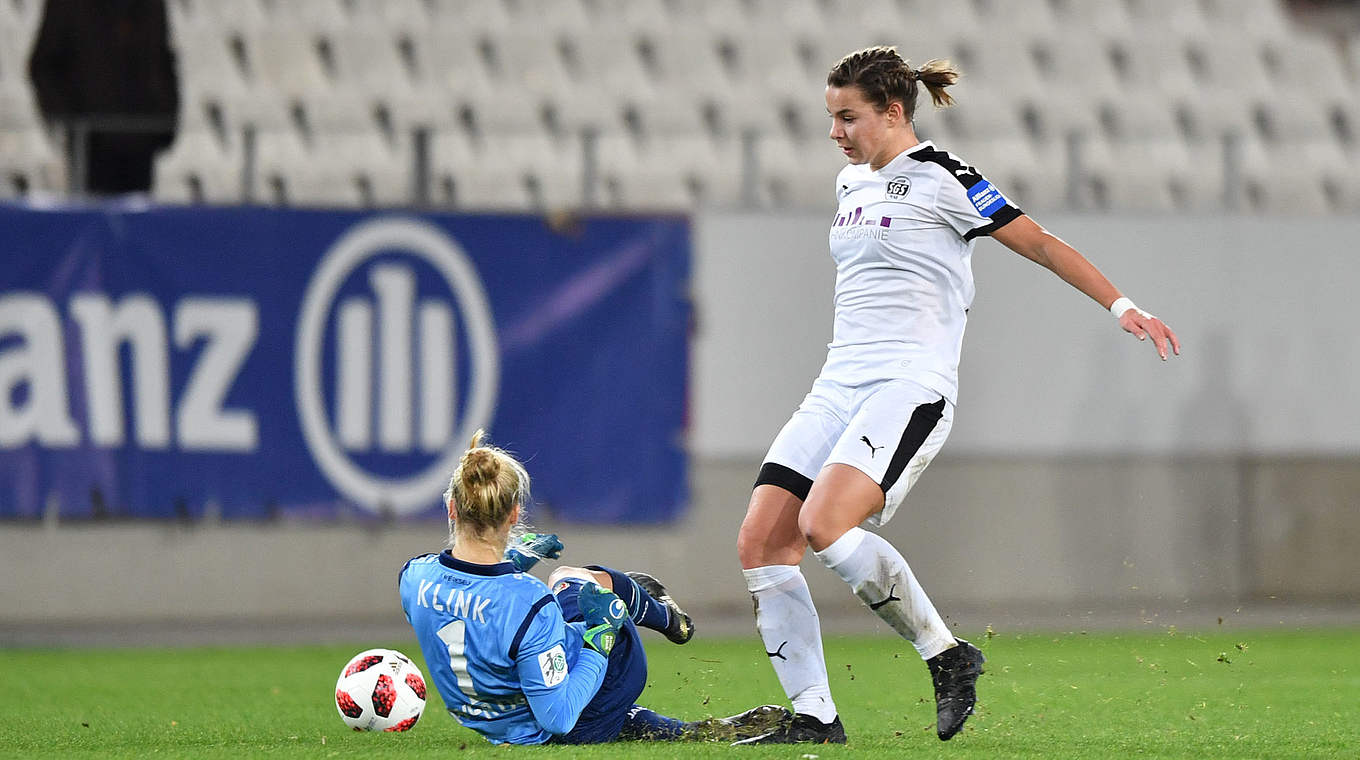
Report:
928,638,986,740
730,712,846,745
684,704,792,743
624,571,695,645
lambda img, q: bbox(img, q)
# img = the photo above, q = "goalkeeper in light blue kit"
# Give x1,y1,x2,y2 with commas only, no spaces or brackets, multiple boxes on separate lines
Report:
399,430,788,745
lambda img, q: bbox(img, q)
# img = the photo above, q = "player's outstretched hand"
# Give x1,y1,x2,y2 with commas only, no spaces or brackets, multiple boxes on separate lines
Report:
1118,308,1181,361
505,532,565,573
578,582,627,656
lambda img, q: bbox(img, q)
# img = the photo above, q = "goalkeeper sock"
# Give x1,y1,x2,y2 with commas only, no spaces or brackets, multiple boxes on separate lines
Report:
743,565,837,723
616,705,689,740
815,527,955,660
589,565,670,633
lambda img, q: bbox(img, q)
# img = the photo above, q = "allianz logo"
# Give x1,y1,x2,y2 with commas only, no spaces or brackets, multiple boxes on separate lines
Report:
0,217,499,515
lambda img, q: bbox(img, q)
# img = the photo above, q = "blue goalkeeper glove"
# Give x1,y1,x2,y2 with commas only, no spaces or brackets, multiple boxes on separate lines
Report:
505,532,564,573
577,582,627,656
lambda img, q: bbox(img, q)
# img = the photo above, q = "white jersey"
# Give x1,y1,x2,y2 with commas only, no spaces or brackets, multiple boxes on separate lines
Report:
819,140,1022,403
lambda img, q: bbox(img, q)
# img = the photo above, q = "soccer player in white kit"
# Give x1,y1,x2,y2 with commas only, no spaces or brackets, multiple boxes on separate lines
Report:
734,46,1181,744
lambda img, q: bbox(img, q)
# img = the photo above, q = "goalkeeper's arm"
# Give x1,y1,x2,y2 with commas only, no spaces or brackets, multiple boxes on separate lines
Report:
519,647,607,736
517,583,625,736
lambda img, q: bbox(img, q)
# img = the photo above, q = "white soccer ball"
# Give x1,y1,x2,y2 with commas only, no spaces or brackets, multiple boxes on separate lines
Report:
334,648,427,732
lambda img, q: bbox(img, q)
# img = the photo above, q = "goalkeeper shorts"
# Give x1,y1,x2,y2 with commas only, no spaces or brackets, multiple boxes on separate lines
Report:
549,575,646,743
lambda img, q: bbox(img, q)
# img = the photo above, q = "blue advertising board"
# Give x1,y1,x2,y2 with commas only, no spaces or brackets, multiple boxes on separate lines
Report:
0,204,689,523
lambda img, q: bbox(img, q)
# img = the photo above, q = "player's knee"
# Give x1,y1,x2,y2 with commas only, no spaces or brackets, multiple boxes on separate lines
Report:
735,523,761,566
737,517,800,568
797,508,839,553
548,565,591,588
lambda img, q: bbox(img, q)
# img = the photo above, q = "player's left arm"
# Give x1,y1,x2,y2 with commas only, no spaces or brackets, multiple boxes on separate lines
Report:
991,214,1181,361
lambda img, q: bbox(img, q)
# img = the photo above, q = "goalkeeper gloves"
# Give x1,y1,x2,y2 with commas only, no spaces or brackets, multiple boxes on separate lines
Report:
505,532,564,573
577,581,627,656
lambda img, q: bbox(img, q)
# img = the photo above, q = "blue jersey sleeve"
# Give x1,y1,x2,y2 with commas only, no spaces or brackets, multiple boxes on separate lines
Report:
513,599,608,736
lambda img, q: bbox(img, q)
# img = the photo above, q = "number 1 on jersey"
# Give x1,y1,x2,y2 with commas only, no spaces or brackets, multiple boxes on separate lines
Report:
436,619,478,697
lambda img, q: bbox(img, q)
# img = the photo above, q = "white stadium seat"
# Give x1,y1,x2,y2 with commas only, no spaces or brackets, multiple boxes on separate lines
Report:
3,0,1358,213
152,125,244,204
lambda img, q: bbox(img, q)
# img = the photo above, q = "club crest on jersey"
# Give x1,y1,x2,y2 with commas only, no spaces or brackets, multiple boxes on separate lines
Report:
885,175,911,201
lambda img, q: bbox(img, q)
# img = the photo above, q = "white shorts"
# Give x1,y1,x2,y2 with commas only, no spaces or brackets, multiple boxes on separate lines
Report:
757,377,953,526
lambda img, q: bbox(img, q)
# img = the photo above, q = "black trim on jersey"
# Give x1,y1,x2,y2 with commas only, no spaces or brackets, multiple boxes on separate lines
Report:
878,398,947,494
438,549,519,576
755,462,814,502
398,552,439,590
963,206,1024,241
508,594,558,661
909,144,1024,239
909,144,985,189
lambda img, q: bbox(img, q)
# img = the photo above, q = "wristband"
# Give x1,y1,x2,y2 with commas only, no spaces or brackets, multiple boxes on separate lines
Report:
1109,297,1152,320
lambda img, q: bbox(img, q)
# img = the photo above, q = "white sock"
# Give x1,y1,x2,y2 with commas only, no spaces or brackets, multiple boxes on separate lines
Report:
742,565,838,723
815,527,956,660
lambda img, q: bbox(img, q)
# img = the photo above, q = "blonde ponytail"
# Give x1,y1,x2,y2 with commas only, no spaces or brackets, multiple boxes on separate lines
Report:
444,430,530,544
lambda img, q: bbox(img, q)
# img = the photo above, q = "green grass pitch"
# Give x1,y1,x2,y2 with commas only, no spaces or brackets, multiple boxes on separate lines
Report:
2,628,1356,758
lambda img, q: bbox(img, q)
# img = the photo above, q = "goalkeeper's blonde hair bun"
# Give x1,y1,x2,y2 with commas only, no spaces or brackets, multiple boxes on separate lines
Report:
445,430,531,539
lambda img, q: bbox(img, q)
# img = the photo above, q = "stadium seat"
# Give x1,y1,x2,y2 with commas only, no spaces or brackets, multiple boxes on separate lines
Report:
1122,0,1213,40
637,31,743,132
1047,0,1133,37
166,26,253,118
505,0,593,32
684,0,754,34
651,132,745,207
1350,33,1360,81
745,0,827,37
952,34,1045,107
257,0,351,34
170,0,272,33
248,28,333,102
0,0,43,36
410,27,494,109
1233,133,1335,214
592,130,744,210
736,32,823,108
938,83,1030,141
1096,96,1184,145
338,0,432,36
0,77,67,198
971,0,1060,37
1264,36,1354,104
1200,0,1292,42
6,0,1359,214
1082,135,1222,213
430,129,583,211
152,124,244,204
582,0,675,35
1122,32,1198,95
754,133,848,209
623,94,712,141
556,30,658,133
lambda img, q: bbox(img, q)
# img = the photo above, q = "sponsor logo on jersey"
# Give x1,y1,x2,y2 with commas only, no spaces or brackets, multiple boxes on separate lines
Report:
967,180,1007,217
538,644,568,687
885,175,911,201
831,206,892,240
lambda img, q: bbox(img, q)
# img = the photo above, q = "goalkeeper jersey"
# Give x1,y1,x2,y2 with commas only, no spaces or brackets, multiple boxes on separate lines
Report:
399,551,608,744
